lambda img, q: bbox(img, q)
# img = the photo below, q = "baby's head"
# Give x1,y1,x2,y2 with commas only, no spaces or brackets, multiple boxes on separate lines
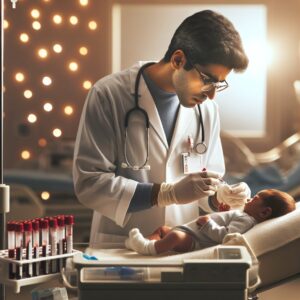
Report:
244,189,296,222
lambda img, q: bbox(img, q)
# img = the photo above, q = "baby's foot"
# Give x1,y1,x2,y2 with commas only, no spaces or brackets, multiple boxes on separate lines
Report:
127,228,156,255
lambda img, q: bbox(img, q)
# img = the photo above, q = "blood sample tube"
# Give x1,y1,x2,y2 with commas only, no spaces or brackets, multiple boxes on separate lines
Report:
57,217,65,270
65,215,74,254
40,219,49,274
24,222,33,277
7,221,16,279
32,220,40,276
15,222,24,279
49,218,58,273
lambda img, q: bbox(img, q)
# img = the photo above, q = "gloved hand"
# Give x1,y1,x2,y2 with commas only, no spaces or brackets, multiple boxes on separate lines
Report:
216,182,251,208
157,171,221,207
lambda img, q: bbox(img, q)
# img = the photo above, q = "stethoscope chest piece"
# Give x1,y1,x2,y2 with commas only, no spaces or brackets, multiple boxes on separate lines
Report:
195,142,207,154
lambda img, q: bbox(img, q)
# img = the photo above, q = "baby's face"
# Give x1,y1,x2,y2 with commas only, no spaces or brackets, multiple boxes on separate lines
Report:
244,191,268,215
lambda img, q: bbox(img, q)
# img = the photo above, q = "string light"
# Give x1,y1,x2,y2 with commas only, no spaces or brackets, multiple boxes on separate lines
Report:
15,72,25,82
21,150,31,160
19,33,29,43
79,46,88,56
38,48,48,58
42,76,52,86
31,9,40,19
32,21,41,30
23,90,33,99
88,21,97,30
38,138,47,147
53,14,62,24
43,102,53,112
68,62,78,72
64,105,74,115
79,0,88,6
41,191,50,200
53,44,63,53
27,114,37,123
4,20,9,29
83,80,92,89
53,128,62,138
69,16,78,25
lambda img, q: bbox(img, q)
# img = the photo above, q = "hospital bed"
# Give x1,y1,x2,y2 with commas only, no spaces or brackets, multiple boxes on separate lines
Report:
66,202,300,300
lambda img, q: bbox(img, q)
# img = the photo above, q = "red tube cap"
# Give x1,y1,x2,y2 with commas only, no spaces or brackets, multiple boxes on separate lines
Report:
24,222,32,232
65,215,74,225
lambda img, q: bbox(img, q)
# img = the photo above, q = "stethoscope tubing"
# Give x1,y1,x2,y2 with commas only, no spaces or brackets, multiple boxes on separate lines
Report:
122,62,207,170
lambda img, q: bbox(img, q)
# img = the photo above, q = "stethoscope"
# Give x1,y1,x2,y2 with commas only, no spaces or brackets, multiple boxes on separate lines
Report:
121,62,207,171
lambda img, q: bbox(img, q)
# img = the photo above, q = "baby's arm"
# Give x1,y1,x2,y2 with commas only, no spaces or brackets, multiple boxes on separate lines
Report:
198,215,255,243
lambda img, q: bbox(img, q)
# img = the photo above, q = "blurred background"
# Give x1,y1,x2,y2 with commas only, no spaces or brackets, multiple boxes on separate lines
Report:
2,0,300,244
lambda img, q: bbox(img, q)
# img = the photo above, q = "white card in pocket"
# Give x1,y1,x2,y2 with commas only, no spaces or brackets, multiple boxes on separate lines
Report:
182,152,203,174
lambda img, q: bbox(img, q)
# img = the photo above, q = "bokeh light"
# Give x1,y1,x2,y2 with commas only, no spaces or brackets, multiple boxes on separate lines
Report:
31,9,40,19
38,48,48,58
27,114,37,123
69,16,78,25
64,105,74,115
38,138,47,147
43,102,53,112
21,150,31,160
79,46,88,56
24,90,33,99
83,80,92,89
88,21,97,30
53,128,62,138
53,14,62,24
42,76,52,86
53,44,63,53
79,0,88,6
32,21,41,30
68,62,78,72
41,191,50,200
20,33,29,43
15,72,25,82
4,20,9,29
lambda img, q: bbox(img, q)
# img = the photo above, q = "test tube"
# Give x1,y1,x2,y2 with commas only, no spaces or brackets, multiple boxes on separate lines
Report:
32,220,40,276
7,221,16,279
15,222,24,279
65,215,74,254
49,218,58,273
57,216,65,270
24,221,33,277
40,219,49,274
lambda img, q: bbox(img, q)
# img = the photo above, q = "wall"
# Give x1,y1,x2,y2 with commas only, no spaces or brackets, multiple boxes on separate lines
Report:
3,0,300,169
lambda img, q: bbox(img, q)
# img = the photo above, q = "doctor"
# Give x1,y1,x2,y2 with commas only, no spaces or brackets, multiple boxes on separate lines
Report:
73,10,250,249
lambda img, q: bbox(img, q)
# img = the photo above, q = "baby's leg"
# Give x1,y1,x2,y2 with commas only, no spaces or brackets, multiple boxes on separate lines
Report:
154,230,194,254
147,226,172,240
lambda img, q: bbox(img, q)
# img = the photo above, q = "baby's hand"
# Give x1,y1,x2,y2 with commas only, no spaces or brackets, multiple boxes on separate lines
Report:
218,202,231,211
196,215,210,226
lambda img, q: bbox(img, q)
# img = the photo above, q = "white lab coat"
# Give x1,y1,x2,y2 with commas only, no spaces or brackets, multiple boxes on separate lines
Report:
73,62,225,248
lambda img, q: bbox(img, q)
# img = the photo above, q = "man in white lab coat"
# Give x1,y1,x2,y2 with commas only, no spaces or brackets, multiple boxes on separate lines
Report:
73,10,250,249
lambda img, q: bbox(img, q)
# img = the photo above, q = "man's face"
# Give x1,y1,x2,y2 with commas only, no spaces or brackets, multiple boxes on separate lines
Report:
172,63,231,108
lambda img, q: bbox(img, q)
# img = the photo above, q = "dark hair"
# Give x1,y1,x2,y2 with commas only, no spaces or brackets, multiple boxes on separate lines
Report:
260,189,296,218
163,10,249,72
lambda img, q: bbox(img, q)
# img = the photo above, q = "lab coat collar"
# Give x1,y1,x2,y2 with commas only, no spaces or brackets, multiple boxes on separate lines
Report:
129,62,194,153
129,62,169,150
168,105,194,157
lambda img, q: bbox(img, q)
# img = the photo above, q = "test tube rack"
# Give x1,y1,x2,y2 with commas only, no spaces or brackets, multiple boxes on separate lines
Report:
0,248,81,293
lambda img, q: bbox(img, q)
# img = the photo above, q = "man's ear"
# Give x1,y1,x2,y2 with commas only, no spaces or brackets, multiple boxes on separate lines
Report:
170,50,186,69
259,207,272,220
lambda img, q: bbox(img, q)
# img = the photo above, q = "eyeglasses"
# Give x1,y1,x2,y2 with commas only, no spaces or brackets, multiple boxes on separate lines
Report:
194,67,229,92
185,56,229,92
